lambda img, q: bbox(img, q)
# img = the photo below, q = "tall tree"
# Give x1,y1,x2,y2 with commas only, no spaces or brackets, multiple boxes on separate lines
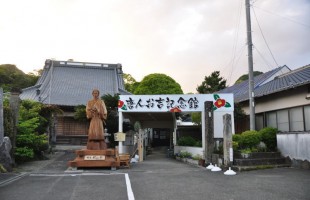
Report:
123,73,139,93
234,71,263,84
196,71,226,94
0,64,39,92
134,73,183,94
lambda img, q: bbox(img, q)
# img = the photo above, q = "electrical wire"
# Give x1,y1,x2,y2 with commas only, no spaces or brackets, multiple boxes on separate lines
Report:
253,45,274,71
252,7,279,67
226,44,247,86
253,5,310,29
227,0,243,85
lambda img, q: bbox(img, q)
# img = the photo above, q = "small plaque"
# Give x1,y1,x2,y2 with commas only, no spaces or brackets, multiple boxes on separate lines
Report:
84,155,105,160
114,132,126,141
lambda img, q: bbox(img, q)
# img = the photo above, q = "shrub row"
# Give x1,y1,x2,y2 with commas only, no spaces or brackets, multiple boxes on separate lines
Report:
177,136,202,147
233,127,278,152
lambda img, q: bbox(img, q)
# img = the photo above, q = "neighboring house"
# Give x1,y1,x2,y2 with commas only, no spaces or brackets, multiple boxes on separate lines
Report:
20,59,130,144
219,64,310,165
219,64,310,132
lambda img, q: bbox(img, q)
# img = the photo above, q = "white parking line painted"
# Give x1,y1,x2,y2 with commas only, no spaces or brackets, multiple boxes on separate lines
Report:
29,172,135,200
0,172,28,187
30,172,120,177
125,173,135,200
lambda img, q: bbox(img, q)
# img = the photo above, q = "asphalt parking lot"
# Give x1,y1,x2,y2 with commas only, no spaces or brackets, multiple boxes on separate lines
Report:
1,147,309,200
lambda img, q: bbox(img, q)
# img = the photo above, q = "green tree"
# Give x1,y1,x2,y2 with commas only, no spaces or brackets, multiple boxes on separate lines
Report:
191,112,201,125
3,99,62,162
123,73,139,93
235,71,263,84
14,100,50,162
74,105,88,122
196,71,226,94
18,100,47,135
134,73,183,94
102,94,119,139
0,64,39,92
102,94,133,147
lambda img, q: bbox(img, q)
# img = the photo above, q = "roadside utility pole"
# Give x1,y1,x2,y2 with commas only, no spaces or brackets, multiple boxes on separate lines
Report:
245,0,255,130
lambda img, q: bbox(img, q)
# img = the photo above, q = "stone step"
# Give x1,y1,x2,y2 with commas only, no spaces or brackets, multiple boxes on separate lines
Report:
56,136,88,145
234,152,282,159
232,164,291,171
234,157,287,166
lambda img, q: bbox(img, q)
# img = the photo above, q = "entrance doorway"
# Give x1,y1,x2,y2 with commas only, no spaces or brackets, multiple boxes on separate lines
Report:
152,128,171,147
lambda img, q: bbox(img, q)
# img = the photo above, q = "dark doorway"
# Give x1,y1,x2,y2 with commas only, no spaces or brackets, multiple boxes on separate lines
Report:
152,128,171,147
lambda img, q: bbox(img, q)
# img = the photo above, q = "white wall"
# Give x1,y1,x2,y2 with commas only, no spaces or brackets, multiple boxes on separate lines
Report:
174,146,204,156
243,86,309,114
277,133,310,161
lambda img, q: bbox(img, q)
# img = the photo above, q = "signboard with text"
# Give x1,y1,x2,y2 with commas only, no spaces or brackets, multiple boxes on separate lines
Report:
84,155,105,160
118,94,234,112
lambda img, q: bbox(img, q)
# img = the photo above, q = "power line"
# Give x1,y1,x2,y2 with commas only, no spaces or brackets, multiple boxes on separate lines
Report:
226,44,247,86
253,5,310,29
253,45,274,71
252,7,279,67
227,0,243,84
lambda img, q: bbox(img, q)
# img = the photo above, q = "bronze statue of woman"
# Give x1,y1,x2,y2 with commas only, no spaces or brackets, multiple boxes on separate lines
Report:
86,89,108,150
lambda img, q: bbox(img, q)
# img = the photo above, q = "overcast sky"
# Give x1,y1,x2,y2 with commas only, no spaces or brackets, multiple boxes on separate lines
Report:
1,0,309,93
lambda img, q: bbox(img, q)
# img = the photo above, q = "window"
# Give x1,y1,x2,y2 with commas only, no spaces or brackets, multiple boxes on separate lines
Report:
266,112,277,128
289,107,304,131
255,114,264,130
277,110,289,131
304,105,310,131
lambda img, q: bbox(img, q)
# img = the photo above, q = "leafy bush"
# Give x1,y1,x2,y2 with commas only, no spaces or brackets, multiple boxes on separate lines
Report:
237,130,261,149
74,105,87,122
177,136,197,147
192,154,202,160
258,127,278,151
194,140,202,147
16,134,48,154
233,128,278,153
17,117,40,135
15,147,34,162
179,151,192,158
232,134,241,151
18,100,48,134
240,148,252,154
14,100,51,162
232,134,242,143
232,141,239,151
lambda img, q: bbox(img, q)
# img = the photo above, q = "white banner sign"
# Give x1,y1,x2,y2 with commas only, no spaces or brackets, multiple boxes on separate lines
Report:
118,94,234,112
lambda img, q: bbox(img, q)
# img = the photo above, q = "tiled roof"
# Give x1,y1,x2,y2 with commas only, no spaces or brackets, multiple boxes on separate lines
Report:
218,65,310,103
20,59,131,106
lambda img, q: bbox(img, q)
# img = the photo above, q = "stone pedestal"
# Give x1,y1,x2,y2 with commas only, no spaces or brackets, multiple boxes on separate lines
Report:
68,149,120,169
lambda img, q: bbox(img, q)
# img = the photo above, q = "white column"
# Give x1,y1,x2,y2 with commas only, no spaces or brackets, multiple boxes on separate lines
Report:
118,111,123,154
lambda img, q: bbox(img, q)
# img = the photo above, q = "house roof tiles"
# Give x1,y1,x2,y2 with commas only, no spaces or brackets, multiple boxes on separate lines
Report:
20,59,131,106
218,65,310,103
